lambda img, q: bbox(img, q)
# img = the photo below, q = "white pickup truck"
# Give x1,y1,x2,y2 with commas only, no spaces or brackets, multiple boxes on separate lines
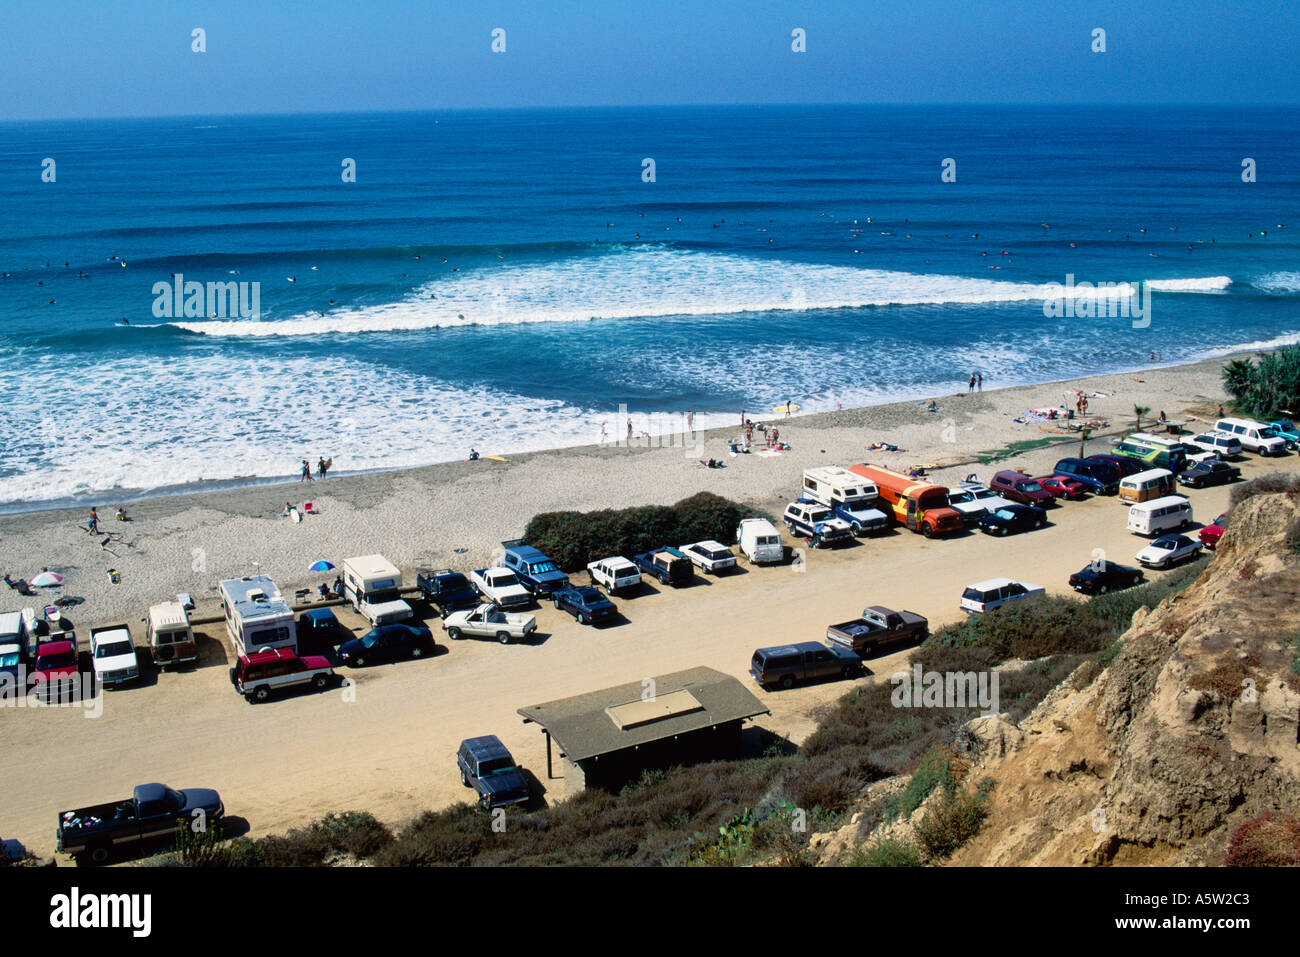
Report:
88,624,141,688
470,567,533,609
442,604,537,644
586,556,642,594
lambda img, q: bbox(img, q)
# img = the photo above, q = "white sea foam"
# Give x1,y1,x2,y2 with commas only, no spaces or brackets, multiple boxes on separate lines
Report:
162,247,1233,338
1253,271,1300,294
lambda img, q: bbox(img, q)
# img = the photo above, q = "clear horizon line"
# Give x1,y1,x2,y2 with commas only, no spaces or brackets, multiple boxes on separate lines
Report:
4,99,1298,125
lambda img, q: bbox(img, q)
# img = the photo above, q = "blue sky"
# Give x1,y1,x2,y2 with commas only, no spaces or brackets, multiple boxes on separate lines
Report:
1,0,1297,120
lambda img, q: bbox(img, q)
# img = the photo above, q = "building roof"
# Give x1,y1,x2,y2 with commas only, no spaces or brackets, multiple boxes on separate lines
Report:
517,666,770,763
219,575,292,621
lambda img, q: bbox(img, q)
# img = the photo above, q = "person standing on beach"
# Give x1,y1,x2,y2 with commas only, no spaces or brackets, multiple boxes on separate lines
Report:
977,373,983,391
88,508,99,534
317,457,327,479
599,421,608,445
686,410,694,432
626,418,632,444
300,460,312,482
968,373,976,393
741,409,746,429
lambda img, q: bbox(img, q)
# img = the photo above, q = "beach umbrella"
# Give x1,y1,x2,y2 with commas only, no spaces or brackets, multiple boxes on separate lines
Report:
308,560,335,572
31,572,63,588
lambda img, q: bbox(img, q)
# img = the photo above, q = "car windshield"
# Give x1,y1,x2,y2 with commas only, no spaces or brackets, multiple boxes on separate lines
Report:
1153,538,1177,548
995,509,1015,519
95,641,132,658
479,757,515,775
1,652,19,668
38,653,76,670
530,561,558,574
808,509,831,522
361,634,378,647
949,491,972,503
1020,481,1043,493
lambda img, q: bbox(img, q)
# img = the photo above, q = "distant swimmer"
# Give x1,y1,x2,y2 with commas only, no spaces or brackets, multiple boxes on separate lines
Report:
120,261,127,268
1069,242,1077,248
310,265,318,270
414,255,421,260
119,317,129,325
286,276,296,282
441,258,448,263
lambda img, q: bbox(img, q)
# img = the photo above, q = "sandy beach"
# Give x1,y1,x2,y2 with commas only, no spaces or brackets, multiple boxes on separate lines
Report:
4,350,1293,859
0,354,1234,622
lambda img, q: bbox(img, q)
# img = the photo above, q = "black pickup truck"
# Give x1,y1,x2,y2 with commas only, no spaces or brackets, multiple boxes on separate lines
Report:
825,605,929,658
56,782,224,864
417,568,481,618
632,547,695,587
750,641,862,689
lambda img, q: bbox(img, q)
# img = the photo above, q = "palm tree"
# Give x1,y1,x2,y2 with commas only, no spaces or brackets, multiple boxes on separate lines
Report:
1079,427,1092,458
1134,405,1150,431
1222,358,1256,405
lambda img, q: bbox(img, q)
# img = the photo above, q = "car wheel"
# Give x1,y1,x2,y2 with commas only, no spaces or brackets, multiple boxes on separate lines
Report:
87,843,111,866
861,643,877,658
578,613,590,626
810,535,822,548
497,631,511,644
311,673,329,691
354,656,366,667
447,627,462,640
461,770,470,787
553,598,562,610
1131,575,1142,586
252,685,270,703
1098,584,1109,595
411,645,424,658
1036,518,1045,529
841,665,856,680
779,674,795,690
920,522,934,538
850,522,863,536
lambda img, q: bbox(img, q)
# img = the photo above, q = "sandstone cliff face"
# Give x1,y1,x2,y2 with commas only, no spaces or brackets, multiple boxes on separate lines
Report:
838,488,1300,866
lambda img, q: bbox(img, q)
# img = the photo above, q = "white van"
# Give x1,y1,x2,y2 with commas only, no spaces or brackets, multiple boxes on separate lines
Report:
736,518,784,564
146,601,196,667
1118,468,1175,505
1215,417,1286,456
1126,495,1193,536
341,555,413,626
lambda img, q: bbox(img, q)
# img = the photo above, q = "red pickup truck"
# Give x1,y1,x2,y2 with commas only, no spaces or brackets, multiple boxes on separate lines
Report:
32,638,80,702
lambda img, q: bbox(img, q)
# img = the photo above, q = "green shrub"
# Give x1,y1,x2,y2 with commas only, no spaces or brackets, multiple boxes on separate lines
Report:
925,596,1110,662
914,782,991,860
1223,812,1300,866
312,810,393,858
1088,563,1203,632
886,746,956,820
846,837,924,867
522,492,760,571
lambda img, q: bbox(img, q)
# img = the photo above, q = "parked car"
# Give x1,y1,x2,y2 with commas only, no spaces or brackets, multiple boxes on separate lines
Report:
586,556,642,593
442,603,537,644
782,499,854,547
1215,417,1287,456
500,540,570,597
1263,420,1300,450
57,783,224,865
679,540,737,575
229,647,335,703
750,641,862,689
1135,534,1203,569
989,470,1055,507
1126,495,1193,536
457,736,530,810
735,518,784,564
632,547,695,587
1085,454,1149,478
1186,430,1243,459
825,606,928,657
297,608,345,645
552,585,618,626
960,578,1046,614
31,639,79,702
1037,475,1088,500
88,624,141,689
416,568,482,618
1178,459,1241,488
470,567,533,609
946,483,1015,524
145,601,196,668
1199,512,1228,548
1053,458,1120,495
338,623,434,666
1068,561,1144,595
977,504,1047,536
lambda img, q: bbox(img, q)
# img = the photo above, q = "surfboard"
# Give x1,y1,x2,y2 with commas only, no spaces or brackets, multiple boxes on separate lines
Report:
772,404,801,414
292,509,302,523
484,455,508,462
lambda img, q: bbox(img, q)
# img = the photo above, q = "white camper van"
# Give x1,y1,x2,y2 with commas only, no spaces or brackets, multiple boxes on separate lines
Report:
1214,417,1287,456
341,555,413,626
735,518,784,564
1126,495,1193,536
219,575,297,657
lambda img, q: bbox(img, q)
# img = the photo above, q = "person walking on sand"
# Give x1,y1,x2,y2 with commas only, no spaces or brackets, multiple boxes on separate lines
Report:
299,460,311,482
626,418,632,444
317,457,327,479
968,373,976,393
741,409,746,429
686,410,694,432
88,508,99,535
599,421,608,445
977,373,983,391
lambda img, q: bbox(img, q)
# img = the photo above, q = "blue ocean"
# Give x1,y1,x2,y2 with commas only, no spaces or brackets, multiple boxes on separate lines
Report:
1,104,1297,509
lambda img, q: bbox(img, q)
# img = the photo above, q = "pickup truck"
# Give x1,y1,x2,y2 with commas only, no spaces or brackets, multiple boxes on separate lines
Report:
586,556,642,594
417,568,481,617
825,605,929,657
57,782,224,864
552,585,618,626
678,540,737,575
633,547,695,587
32,638,80,702
443,603,537,644
500,540,570,597
88,624,141,688
470,567,533,609
750,641,862,689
